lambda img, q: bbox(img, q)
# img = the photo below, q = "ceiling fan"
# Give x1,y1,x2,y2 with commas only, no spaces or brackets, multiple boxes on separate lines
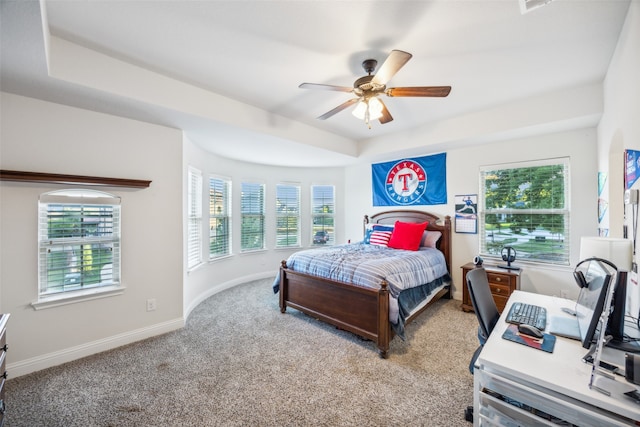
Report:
299,50,451,128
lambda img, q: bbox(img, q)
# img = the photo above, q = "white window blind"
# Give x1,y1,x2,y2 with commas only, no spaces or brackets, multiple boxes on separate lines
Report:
209,176,231,258
311,185,335,246
38,190,121,296
479,158,570,265
187,167,203,269
276,184,301,248
241,182,265,251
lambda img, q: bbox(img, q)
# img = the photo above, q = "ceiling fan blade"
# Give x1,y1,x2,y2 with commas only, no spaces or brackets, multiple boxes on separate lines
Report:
378,99,393,124
386,86,452,97
299,83,353,93
317,98,359,120
371,50,412,86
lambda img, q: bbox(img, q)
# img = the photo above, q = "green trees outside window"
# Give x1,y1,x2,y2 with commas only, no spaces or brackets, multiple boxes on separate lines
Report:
311,185,335,245
39,190,120,295
241,182,265,251
480,160,569,265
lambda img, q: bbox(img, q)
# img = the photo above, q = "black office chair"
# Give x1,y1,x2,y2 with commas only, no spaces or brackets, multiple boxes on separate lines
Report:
465,267,501,422
467,267,500,373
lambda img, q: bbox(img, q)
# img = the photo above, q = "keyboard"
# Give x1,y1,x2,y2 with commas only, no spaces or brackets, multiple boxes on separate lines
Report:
505,302,547,331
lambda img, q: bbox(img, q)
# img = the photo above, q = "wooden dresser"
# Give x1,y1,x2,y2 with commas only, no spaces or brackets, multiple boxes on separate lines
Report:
0,314,9,427
460,262,521,313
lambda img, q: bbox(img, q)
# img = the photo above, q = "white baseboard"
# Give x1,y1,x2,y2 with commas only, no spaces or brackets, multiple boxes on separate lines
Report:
8,317,184,378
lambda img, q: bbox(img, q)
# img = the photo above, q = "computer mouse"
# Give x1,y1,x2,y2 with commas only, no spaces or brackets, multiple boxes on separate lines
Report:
518,324,544,339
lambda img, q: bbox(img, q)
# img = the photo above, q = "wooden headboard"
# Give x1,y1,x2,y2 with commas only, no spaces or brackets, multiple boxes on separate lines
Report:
364,210,452,274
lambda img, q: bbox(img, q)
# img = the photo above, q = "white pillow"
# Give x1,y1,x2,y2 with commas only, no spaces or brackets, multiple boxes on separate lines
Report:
421,231,442,248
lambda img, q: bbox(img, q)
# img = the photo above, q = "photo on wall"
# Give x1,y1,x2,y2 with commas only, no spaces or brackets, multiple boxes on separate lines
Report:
455,194,477,234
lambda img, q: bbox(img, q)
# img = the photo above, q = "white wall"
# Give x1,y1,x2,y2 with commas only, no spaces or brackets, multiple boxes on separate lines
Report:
598,1,640,239
0,93,184,376
346,128,598,301
182,138,346,316
598,1,640,314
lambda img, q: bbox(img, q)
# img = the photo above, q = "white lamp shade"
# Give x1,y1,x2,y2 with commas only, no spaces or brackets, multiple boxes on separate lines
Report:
368,97,384,120
352,100,367,119
579,237,633,271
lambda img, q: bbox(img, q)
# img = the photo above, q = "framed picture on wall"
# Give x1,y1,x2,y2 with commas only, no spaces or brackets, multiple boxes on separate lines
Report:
455,194,477,234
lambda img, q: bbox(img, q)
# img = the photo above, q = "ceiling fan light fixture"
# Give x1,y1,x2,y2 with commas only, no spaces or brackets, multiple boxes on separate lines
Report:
352,100,367,120
368,97,384,119
352,97,383,126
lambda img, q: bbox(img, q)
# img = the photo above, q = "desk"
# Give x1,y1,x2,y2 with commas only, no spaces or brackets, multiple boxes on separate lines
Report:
474,291,640,426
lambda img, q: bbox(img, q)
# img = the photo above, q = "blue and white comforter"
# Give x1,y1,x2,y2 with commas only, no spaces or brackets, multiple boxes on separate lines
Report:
276,243,450,330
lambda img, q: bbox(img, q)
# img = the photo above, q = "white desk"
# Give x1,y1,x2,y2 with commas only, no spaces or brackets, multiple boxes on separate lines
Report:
474,290,640,426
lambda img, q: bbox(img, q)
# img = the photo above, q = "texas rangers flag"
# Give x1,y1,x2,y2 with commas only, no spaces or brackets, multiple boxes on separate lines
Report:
372,153,447,206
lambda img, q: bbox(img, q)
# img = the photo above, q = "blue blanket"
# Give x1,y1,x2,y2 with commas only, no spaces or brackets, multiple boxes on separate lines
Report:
273,242,450,338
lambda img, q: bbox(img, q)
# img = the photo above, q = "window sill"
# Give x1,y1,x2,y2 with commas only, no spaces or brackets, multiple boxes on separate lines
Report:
481,256,571,272
208,254,234,263
239,248,267,255
275,246,302,251
31,285,126,310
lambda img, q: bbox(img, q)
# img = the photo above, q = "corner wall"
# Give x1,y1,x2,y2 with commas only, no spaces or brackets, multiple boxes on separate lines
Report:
182,138,346,316
598,0,640,314
0,93,184,377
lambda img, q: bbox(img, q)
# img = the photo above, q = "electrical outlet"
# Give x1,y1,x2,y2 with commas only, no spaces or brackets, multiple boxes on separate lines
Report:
560,290,569,299
146,298,157,312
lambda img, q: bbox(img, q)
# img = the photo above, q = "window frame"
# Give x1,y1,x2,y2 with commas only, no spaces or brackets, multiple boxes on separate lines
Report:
479,157,570,266
209,175,232,259
240,182,266,252
187,167,203,269
311,185,335,246
275,183,301,249
35,189,124,309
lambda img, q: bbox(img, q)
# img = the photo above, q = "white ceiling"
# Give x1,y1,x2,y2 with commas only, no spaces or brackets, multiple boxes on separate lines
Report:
0,0,631,167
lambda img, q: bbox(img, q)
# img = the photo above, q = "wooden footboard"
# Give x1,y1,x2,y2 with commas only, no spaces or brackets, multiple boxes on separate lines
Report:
279,261,391,357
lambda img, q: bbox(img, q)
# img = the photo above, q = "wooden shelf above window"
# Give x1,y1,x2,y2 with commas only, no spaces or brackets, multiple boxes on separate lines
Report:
0,170,151,188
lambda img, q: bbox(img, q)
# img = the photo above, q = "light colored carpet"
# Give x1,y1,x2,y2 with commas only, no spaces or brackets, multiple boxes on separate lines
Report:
6,278,479,426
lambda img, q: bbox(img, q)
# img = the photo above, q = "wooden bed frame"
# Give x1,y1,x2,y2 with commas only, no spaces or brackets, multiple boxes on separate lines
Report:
279,210,452,358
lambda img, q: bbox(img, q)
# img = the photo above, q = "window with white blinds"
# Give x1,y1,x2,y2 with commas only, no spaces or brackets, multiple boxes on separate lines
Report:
187,167,203,269
209,176,231,258
479,158,570,265
276,184,301,248
38,190,121,296
241,182,265,251
311,185,335,246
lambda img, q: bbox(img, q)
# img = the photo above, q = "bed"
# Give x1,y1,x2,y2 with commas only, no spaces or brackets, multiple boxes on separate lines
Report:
277,210,452,358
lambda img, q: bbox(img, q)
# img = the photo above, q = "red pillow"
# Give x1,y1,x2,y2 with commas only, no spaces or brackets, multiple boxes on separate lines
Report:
388,221,428,251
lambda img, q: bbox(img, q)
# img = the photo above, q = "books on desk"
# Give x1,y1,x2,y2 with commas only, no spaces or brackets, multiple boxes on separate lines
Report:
502,324,556,353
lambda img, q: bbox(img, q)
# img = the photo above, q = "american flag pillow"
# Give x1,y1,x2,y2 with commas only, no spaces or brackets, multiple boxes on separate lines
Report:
369,230,392,247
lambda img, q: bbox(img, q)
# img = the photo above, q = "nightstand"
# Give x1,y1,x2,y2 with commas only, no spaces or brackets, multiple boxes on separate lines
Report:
461,262,521,313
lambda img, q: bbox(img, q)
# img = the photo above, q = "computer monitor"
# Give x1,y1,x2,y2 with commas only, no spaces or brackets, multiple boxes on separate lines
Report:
574,259,613,350
606,270,640,352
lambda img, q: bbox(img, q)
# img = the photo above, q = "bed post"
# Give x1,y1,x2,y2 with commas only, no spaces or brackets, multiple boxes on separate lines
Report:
279,260,287,313
441,216,453,298
363,214,369,237
377,280,390,358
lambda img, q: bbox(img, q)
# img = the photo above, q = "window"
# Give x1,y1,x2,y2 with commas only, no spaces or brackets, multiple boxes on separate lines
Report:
479,158,570,265
38,189,121,297
209,176,231,258
187,167,203,269
276,184,301,248
311,185,335,245
241,182,265,251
